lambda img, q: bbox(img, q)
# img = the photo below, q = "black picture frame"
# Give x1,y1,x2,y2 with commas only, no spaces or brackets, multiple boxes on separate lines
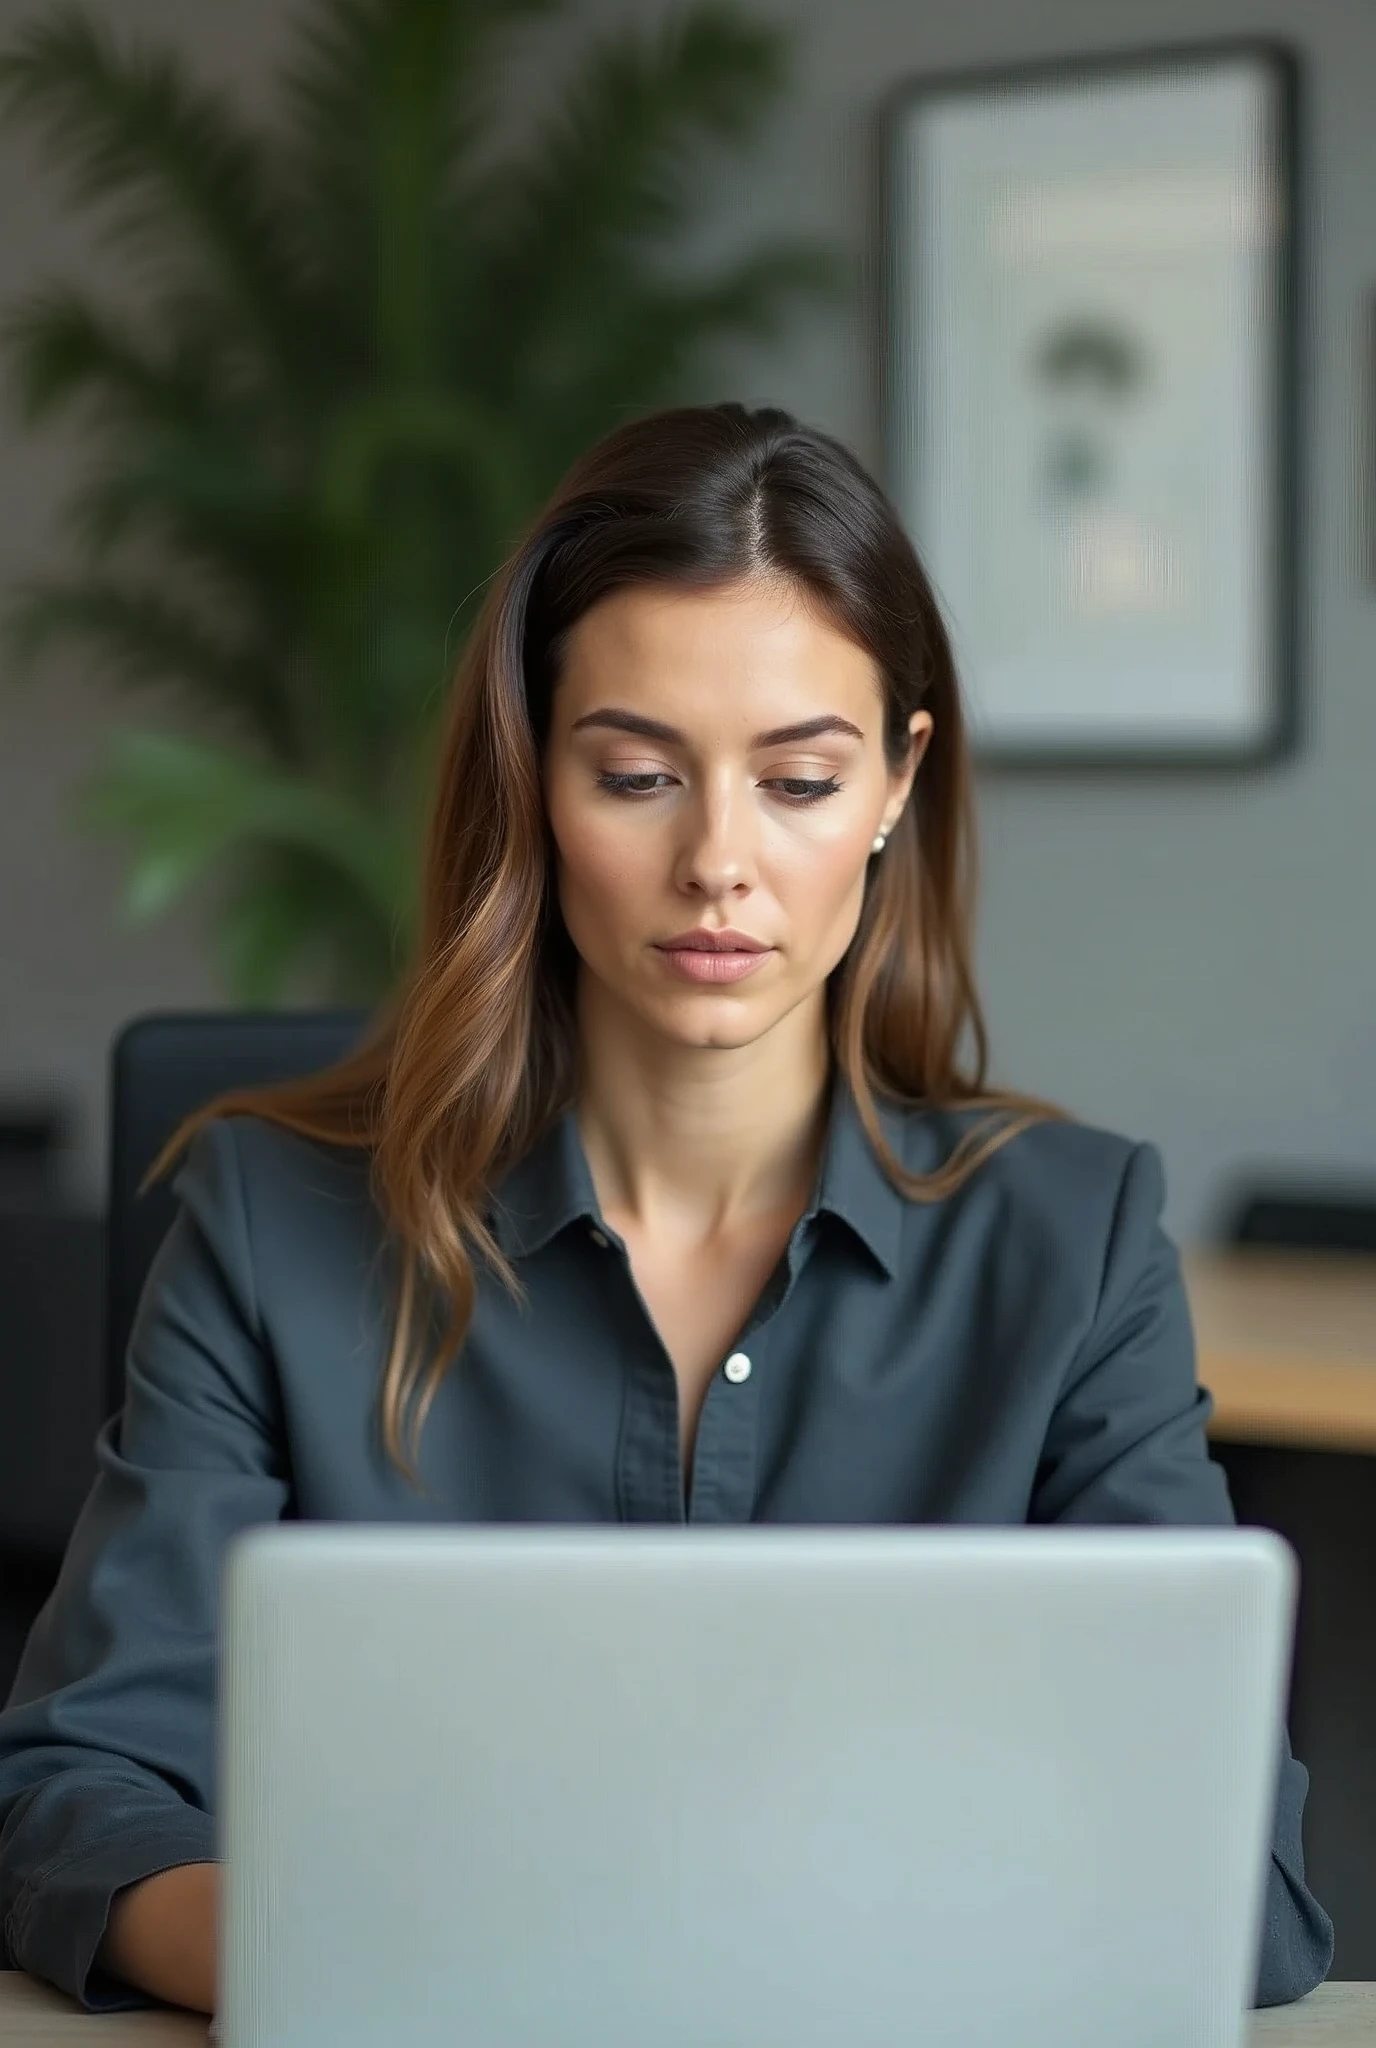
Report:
875,38,1301,771
1364,289,1376,592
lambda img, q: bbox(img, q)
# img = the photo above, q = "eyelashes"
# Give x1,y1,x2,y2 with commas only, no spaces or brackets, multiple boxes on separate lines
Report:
595,771,844,807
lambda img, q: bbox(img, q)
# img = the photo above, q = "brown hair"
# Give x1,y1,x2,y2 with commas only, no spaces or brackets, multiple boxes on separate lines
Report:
145,402,1062,1487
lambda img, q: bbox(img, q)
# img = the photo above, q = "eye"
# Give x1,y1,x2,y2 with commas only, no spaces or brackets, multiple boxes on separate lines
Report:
593,770,843,802
596,770,674,797
763,776,844,804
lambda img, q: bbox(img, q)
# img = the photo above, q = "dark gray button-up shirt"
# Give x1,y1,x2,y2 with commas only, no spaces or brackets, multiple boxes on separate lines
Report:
0,1078,1335,2010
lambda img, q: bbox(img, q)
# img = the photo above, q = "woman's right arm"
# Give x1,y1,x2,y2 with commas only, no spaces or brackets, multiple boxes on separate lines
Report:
0,1118,291,2012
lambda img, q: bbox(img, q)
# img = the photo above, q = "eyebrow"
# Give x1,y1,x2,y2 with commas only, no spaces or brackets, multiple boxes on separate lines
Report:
568,708,866,748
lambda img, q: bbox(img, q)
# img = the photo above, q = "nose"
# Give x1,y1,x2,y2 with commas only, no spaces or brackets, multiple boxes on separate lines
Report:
672,776,757,900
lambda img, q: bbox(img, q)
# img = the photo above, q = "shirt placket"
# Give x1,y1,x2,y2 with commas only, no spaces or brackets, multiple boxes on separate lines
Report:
602,1207,822,1526
592,1221,685,1525
684,1212,821,1526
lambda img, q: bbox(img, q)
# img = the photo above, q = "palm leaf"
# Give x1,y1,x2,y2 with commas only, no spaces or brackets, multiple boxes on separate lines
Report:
77,728,412,932
316,385,531,545
6,578,303,761
214,840,405,1003
281,0,561,372
3,288,311,620
0,284,208,425
0,8,304,373
467,3,792,395
67,443,308,610
519,243,848,470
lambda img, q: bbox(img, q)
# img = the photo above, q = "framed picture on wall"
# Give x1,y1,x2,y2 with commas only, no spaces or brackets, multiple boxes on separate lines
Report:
879,40,1299,766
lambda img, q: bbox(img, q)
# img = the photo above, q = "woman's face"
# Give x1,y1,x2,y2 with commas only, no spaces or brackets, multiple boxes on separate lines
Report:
542,576,931,1054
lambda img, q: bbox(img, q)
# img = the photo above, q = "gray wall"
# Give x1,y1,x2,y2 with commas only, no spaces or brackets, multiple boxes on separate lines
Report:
1,0,1374,1238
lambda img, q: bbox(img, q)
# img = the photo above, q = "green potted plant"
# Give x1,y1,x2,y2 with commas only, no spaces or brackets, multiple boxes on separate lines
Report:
0,0,841,1002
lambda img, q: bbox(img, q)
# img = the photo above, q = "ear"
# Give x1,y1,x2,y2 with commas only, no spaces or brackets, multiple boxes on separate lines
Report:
904,708,934,775
879,710,934,837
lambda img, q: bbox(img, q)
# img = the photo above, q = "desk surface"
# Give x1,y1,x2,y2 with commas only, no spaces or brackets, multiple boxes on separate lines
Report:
1,1973,1372,2043
1186,1250,1376,1455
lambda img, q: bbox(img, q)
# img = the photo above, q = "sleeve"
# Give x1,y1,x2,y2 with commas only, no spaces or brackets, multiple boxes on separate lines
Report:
0,1118,291,2011
1030,1140,1336,2010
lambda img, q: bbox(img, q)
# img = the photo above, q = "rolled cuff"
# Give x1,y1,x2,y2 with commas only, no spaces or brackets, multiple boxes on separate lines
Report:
1253,1853,1336,2006
5,1811,215,2012
1250,1749,1335,2007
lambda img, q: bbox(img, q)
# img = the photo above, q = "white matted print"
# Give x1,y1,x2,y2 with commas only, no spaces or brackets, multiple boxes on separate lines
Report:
882,44,1296,764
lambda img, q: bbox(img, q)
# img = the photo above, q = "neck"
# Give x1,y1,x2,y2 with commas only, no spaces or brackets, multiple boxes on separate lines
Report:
573,976,833,1246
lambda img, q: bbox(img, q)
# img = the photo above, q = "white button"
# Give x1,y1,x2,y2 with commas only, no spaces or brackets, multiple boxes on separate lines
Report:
723,1352,752,1384
589,1228,609,1249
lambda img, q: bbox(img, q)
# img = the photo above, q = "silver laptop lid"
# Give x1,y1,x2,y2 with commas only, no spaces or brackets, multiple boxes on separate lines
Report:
217,1525,1294,2048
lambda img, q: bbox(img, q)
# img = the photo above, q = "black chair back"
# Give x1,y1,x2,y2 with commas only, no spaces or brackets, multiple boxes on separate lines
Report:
105,1010,370,1420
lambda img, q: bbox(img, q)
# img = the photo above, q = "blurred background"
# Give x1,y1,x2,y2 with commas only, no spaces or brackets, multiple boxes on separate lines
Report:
3,0,1375,1239
1,0,1374,1980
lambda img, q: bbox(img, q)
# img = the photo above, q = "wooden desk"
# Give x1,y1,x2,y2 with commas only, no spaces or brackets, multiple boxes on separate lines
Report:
1187,1250,1376,1455
0,1975,207,2041
1,1972,1372,2043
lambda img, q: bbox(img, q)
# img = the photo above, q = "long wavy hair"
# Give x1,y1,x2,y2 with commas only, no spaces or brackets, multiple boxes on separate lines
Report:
146,401,1062,1487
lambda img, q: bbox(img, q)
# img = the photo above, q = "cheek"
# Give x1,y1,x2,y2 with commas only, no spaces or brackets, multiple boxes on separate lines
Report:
760,824,874,978
548,800,654,924
768,816,873,918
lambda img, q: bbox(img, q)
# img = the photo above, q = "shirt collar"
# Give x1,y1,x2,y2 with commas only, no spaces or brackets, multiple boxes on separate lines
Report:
810,1071,908,1278
486,1068,908,1279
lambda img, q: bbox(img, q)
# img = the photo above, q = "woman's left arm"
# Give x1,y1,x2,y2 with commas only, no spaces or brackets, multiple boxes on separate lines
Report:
1030,1140,1336,2009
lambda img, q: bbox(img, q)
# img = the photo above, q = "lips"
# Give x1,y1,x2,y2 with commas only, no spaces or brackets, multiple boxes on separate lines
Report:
657,930,770,954
654,942,772,984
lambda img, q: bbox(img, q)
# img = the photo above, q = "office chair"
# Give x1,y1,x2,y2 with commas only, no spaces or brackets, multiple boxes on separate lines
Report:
104,1010,370,1423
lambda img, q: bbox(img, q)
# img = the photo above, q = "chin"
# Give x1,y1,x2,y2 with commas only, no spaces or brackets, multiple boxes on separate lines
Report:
647,994,782,1052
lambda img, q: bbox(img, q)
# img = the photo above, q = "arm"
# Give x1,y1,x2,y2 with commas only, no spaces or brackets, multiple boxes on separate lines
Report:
98,1861,219,2014
0,1118,290,2011
1030,1141,1336,2010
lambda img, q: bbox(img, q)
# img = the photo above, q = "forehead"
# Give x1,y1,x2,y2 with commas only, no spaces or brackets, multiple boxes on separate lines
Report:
553,578,883,725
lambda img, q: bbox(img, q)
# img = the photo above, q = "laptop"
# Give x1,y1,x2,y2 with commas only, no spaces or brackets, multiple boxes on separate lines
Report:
214,1524,1295,2048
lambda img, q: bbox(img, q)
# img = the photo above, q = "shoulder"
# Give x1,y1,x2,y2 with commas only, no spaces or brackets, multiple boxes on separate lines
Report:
884,1096,1168,1278
173,1110,370,1197
888,1096,1156,1202
868,1101,1185,1393
171,1113,380,1276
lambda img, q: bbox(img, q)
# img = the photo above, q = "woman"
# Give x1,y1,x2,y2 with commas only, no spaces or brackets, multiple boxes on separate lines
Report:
0,402,1333,2016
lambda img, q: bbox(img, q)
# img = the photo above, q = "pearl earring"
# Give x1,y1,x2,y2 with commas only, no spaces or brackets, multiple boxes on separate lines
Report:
871,832,887,854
